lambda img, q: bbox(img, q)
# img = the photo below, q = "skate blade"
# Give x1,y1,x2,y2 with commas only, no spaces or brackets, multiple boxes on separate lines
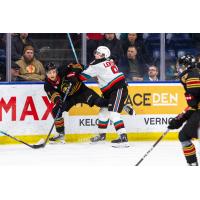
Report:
111,142,130,148
49,140,66,144
90,141,106,145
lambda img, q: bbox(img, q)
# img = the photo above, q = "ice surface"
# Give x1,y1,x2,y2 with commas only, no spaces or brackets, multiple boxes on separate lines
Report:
0,141,199,166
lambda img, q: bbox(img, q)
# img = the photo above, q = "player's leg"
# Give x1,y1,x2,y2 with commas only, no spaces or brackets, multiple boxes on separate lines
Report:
90,107,109,142
82,86,131,143
75,86,108,142
81,85,109,108
82,84,134,115
108,87,129,147
178,111,200,166
49,97,74,144
123,104,135,116
49,104,65,143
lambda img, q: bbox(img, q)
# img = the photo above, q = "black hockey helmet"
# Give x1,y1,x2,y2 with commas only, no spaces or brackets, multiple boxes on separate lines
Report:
177,54,196,75
178,54,196,68
45,62,57,72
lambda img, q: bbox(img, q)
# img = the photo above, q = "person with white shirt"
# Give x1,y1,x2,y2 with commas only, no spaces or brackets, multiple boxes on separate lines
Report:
144,65,159,81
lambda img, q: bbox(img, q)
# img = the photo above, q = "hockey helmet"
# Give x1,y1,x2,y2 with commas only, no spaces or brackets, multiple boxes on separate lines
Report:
177,54,196,75
95,46,111,58
179,54,196,67
45,62,57,72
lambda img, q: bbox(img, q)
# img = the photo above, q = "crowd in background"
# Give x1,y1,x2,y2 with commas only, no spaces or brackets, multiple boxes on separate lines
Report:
1,33,200,82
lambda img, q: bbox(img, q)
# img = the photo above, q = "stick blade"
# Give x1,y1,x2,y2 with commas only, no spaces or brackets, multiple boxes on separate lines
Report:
32,139,45,149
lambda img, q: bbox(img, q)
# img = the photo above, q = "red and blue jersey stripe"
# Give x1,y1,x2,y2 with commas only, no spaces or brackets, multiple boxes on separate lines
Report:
79,73,92,81
101,74,125,93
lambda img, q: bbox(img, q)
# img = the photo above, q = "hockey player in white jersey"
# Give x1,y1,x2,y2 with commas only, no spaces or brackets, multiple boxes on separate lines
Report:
79,46,130,147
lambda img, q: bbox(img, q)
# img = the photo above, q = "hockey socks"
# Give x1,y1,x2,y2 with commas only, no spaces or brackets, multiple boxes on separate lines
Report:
98,119,109,129
114,120,125,131
182,144,198,166
55,117,64,133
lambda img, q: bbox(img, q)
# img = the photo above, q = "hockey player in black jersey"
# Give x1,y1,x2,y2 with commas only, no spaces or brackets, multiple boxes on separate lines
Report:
168,55,200,166
44,62,109,143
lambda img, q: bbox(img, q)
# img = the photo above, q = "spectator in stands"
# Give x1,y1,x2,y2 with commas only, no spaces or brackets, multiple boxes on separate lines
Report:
11,61,26,81
0,62,6,81
16,45,45,81
118,46,145,81
192,34,200,51
87,33,104,64
0,34,6,81
0,33,6,49
121,33,152,66
12,33,38,61
143,65,159,81
196,54,200,63
195,54,200,70
165,55,177,80
98,33,124,64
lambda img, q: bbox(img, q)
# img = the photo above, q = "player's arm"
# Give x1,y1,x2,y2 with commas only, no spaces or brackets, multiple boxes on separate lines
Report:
60,63,86,83
55,65,78,86
185,71,200,108
79,65,97,81
68,63,85,74
168,106,195,129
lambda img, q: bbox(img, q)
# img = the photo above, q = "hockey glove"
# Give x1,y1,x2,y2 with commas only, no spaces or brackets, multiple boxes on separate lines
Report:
168,114,185,129
68,63,85,74
65,75,79,86
168,108,194,129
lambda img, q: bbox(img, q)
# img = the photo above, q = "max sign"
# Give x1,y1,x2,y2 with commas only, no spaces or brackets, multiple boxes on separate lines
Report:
0,96,54,121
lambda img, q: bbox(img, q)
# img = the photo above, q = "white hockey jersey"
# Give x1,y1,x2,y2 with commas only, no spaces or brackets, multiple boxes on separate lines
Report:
79,59,125,93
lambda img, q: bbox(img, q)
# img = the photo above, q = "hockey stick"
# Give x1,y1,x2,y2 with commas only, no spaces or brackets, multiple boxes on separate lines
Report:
67,33,79,63
0,130,44,149
34,83,72,149
135,129,170,166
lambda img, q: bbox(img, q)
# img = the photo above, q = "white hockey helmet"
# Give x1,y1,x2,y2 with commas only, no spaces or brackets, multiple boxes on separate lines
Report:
95,46,111,58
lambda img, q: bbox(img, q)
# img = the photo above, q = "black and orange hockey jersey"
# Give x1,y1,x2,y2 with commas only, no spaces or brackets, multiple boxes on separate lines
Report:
44,64,84,104
179,67,200,120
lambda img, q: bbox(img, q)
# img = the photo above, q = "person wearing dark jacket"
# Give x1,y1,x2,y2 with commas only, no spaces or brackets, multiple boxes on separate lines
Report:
11,61,26,81
11,33,39,61
98,33,124,65
118,46,145,81
121,33,152,66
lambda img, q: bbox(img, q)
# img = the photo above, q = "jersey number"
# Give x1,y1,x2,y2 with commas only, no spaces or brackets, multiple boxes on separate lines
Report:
103,61,119,74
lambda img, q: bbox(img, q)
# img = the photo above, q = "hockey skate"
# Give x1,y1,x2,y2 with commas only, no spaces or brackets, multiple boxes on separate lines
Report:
111,133,130,148
123,104,135,116
90,133,106,143
188,162,198,166
49,132,66,144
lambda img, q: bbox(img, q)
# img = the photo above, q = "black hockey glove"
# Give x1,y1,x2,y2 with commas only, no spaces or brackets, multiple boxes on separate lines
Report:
168,116,184,129
68,63,85,74
168,107,196,130
168,111,188,129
